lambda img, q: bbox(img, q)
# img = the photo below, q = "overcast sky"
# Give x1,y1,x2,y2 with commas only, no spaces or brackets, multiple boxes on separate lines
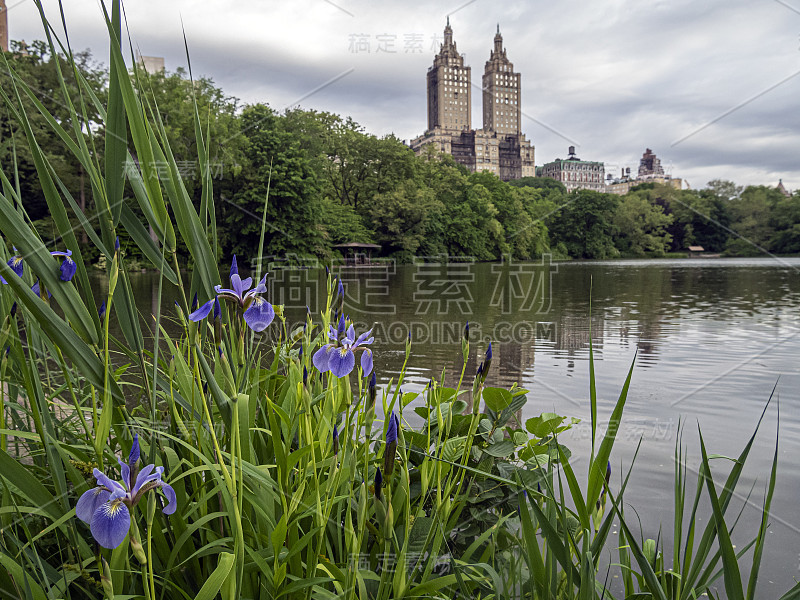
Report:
7,0,800,190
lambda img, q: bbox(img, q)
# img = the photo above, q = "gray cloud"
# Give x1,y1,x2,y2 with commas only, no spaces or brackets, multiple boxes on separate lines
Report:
7,0,799,189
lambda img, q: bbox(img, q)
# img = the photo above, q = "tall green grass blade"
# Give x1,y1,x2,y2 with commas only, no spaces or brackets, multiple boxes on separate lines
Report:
104,0,127,225
587,349,636,513
680,393,774,598
0,260,121,399
194,551,235,600
698,428,744,600
607,487,668,600
745,403,779,600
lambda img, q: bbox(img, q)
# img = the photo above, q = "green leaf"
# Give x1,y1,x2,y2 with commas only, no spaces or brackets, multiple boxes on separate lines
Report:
194,552,235,600
483,440,515,458
526,413,566,438
482,387,513,413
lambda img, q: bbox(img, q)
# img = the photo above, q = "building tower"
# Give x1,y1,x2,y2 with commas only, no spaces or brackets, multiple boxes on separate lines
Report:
0,0,9,53
638,148,665,178
426,17,471,132
482,25,521,135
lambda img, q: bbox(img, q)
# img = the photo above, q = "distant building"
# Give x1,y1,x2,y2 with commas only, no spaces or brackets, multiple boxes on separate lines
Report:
776,179,791,197
0,0,9,53
606,148,682,194
538,146,605,192
137,53,165,75
638,148,664,178
411,21,535,181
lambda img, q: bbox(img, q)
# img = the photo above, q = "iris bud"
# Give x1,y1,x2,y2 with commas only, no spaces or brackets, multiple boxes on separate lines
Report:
332,424,339,456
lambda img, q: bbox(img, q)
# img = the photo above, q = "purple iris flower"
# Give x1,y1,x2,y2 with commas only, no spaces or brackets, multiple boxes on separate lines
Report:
75,435,176,549
312,322,374,378
2,248,75,284
189,256,275,333
51,250,77,281
0,254,23,284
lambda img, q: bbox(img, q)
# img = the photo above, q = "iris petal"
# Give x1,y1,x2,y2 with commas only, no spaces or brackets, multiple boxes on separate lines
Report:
230,274,242,298
59,258,77,282
76,487,110,523
90,499,131,549
159,483,177,515
93,469,126,496
188,298,215,322
243,297,275,332
312,344,334,372
328,347,355,378
1,257,23,284
361,348,374,376
117,458,131,491
10,257,23,277
355,330,374,347
129,434,140,468
131,464,156,495
251,275,268,295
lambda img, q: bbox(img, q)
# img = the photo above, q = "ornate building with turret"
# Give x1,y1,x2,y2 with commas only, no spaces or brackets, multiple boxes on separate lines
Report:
411,21,535,181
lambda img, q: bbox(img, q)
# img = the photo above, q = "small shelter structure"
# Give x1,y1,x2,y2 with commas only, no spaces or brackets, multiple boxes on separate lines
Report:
333,242,382,267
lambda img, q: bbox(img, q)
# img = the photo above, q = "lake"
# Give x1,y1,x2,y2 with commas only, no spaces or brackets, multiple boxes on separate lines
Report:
118,256,800,593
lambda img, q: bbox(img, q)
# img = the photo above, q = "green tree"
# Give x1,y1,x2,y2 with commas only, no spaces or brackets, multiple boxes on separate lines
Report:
724,185,784,255
661,188,731,252
706,179,743,202
547,190,619,259
319,196,375,246
614,192,674,256
1,41,106,232
368,182,442,261
322,119,418,211
225,104,323,260
139,67,244,206
768,192,800,253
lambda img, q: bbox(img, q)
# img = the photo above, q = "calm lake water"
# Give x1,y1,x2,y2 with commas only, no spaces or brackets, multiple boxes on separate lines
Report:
117,257,800,593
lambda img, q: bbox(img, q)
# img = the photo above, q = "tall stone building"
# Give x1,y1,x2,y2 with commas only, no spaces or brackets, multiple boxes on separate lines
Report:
425,19,471,132
411,22,535,181
0,0,9,53
482,26,521,136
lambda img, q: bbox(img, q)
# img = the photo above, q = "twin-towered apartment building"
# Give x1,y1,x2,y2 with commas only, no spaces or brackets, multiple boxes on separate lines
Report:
411,21,684,194
410,20,536,181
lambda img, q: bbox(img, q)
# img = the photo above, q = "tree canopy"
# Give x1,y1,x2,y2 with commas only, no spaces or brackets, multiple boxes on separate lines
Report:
3,43,798,266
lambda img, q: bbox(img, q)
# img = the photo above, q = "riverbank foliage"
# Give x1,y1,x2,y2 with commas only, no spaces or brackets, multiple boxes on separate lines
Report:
2,40,798,267
0,3,797,599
